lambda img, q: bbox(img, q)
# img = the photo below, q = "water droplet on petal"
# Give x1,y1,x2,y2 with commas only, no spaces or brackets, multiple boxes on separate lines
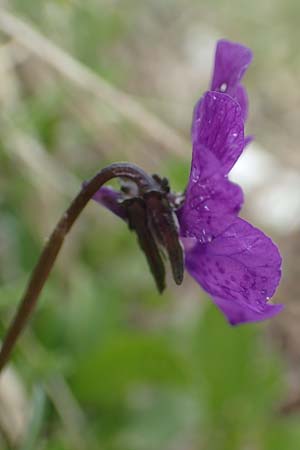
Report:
220,82,227,92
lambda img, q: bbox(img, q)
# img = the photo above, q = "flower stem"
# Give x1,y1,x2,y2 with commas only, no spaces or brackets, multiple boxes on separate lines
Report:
0,162,153,373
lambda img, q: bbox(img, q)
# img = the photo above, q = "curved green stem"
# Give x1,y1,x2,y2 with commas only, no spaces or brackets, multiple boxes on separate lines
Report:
0,162,154,373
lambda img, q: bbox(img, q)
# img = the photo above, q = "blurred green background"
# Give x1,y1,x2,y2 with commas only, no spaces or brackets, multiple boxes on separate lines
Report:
0,1,300,449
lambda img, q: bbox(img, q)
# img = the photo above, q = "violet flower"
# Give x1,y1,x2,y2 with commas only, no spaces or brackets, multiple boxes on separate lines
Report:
93,39,283,325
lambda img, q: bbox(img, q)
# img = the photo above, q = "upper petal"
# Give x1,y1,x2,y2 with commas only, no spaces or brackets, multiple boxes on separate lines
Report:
181,91,245,242
184,217,283,325
192,91,245,178
210,39,253,120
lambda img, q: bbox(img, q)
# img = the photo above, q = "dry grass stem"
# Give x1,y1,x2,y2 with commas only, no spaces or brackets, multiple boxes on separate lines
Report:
0,9,189,157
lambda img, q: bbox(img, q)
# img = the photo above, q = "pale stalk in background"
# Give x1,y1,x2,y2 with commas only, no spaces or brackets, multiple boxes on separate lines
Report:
0,9,189,157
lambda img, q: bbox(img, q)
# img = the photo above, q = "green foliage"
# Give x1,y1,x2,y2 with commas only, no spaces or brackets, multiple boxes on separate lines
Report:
73,332,189,406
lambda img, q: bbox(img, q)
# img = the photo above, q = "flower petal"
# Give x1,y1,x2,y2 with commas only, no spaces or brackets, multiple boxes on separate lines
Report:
177,177,243,243
92,186,126,219
212,296,283,325
210,39,253,120
180,91,245,242
184,217,283,325
192,91,245,178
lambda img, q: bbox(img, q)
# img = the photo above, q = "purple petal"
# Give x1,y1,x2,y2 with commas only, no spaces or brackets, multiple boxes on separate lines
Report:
92,186,126,220
180,92,245,242
210,39,253,120
183,217,283,325
177,177,243,243
212,296,283,325
192,92,245,178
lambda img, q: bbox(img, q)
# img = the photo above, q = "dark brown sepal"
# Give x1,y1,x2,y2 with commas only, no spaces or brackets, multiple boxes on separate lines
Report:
122,197,166,293
144,190,184,285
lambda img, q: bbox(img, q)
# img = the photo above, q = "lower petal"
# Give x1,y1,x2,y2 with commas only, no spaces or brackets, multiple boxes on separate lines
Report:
213,295,283,325
183,217,283,325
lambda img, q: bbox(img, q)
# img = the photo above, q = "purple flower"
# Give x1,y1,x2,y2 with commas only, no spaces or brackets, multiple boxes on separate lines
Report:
93,39,283,325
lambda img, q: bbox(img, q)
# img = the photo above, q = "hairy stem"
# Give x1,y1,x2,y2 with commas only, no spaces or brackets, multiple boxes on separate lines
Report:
0,162,153,373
